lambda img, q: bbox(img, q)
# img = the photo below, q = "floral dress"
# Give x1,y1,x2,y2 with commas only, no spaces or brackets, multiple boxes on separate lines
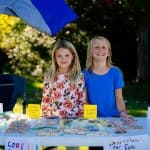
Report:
41,72,87,118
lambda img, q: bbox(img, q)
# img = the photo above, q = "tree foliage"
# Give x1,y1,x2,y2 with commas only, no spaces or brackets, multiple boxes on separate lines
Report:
0,14,20,35
65,0,150,81
0,15,55,81
0,0,150,82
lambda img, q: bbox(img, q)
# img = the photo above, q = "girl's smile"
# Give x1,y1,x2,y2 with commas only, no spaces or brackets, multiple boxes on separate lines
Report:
92,39,109,60
95,52,107,56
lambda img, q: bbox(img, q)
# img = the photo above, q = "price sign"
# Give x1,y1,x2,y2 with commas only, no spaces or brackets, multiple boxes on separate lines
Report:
83,104,97,119
27,104,40,119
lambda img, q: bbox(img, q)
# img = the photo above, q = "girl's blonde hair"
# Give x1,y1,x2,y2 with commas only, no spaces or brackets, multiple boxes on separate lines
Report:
48,40,81,82
86,36,113,70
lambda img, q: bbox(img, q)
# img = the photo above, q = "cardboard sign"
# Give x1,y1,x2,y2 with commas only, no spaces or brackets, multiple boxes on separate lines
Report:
83,104,97,119
27,104,40,119
105,135,150,150
5,136,38,150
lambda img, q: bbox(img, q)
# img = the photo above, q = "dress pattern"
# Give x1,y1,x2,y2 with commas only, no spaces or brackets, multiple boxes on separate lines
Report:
41,73,87,118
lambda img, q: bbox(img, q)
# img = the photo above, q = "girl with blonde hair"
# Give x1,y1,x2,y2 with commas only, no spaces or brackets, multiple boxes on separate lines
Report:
41,40,87,118
83,36,133,119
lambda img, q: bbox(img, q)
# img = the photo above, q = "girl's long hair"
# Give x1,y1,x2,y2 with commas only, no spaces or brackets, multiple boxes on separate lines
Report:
86,36,113,70
48,40,81,82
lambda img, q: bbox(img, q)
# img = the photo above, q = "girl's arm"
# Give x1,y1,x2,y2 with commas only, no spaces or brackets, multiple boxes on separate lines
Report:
41,74,51,116
115,88,133,119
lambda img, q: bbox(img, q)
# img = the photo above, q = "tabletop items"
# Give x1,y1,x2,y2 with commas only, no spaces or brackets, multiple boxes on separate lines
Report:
0,112,144,136
5,119,30,133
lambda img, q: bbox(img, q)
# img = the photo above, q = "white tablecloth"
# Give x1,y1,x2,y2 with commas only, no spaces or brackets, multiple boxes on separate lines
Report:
0,117,150,150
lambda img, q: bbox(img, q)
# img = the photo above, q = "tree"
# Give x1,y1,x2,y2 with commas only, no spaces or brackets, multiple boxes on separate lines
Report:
65,0,150,82
1,0,150,82
0,14,55,81
0,14,19,35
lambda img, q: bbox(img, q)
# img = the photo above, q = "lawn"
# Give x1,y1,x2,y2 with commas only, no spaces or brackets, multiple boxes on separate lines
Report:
123,82,150,116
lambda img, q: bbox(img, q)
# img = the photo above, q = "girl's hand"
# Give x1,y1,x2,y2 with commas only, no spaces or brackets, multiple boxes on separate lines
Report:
120,110,134,123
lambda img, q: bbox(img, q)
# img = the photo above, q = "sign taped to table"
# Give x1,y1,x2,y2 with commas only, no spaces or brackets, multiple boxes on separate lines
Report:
104,134,150,150
5,136,38,150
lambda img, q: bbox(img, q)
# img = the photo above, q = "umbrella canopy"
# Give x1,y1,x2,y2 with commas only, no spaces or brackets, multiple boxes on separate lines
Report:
0,0,78,36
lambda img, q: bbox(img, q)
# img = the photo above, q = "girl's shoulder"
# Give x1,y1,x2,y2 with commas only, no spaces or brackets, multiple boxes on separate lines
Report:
77,72,85,79
74,72,85,83
110,66,122,72
82,67,121,74
82,69,90,75
44,71,51,81
80,71,84,76
109,66,123,76
81,69,93,80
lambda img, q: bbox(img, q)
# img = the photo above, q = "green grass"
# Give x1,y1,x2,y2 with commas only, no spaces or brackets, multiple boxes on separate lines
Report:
123,82,150,116
125,99,148,116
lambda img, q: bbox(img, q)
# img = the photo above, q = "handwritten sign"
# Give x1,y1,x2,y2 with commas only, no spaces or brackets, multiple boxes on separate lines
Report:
27,104,40,119
83,104,97,119
5,137,37,150
105,135,150,150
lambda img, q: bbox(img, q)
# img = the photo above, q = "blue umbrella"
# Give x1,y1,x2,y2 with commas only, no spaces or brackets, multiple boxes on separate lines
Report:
0,0,78,36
